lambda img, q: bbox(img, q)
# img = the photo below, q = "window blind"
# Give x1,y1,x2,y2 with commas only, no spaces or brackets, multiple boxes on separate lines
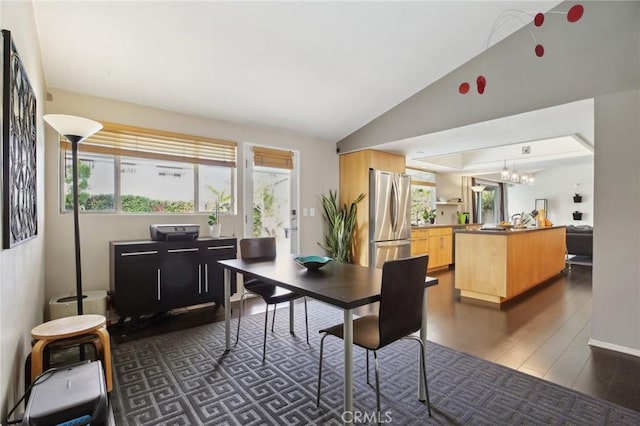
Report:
60,122,237,167
253,146,294,170
412,180,436,187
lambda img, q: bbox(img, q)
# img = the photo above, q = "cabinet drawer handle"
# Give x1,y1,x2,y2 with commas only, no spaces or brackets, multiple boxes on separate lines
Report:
168,248,199,253
157,269,161,300
207,245,235,250
121,250,158,256
198,264,202,294
204,264,208,292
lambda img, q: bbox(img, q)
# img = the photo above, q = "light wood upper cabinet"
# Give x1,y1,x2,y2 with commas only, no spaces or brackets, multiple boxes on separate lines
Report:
339,150,405,266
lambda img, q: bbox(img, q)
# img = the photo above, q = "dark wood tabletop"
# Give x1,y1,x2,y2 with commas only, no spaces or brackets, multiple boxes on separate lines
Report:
218,256,439,310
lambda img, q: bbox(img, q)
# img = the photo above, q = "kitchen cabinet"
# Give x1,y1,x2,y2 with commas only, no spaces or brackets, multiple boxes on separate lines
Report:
455,226,565,304
110,238,237,321
339,149,405,266
410,229,429,257
410,226,453,270
427,227,453,269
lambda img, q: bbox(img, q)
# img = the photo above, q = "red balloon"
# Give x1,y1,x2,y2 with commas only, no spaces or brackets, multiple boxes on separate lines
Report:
534,13,545,27
458,82,470,94
535,44,545,57
476,75,486,94
567,4,584,22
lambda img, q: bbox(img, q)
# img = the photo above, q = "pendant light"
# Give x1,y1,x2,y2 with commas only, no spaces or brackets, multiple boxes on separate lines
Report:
500,160,510,180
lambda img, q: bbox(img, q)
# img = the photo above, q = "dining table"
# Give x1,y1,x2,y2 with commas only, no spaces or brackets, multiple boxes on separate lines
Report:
218,256,438,424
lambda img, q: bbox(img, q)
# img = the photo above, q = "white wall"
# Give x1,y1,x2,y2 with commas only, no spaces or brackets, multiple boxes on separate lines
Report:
0,1,47,418
44,89,338,302
434,173,467,225
507,161,594,226
592,89,640,354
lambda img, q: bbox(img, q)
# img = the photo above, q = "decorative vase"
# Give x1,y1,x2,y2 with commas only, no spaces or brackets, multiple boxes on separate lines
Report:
429,218,435,224
209,224,221,238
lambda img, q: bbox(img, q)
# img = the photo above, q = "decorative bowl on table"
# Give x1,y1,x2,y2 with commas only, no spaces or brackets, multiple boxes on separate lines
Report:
295,255,333,271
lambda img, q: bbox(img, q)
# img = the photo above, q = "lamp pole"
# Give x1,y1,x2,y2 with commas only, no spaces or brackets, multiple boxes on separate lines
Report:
68,135,84,315
43,114,103,318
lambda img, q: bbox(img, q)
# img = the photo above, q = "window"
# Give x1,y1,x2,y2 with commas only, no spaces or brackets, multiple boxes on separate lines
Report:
406,168,437,223
59,122,237,214
62,152,115,212
475,179,502,224
120,157,195,213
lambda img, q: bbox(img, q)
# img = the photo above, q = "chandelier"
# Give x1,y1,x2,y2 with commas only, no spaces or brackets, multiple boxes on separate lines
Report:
500,161,534,185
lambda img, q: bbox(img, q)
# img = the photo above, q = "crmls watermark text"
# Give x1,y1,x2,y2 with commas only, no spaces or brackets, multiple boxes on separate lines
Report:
341,411,393,424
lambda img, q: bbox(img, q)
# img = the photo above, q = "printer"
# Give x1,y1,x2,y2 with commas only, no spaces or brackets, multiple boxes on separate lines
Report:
150,224,200,241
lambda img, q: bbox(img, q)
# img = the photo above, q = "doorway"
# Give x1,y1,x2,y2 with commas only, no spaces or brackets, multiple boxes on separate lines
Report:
244,145,299,255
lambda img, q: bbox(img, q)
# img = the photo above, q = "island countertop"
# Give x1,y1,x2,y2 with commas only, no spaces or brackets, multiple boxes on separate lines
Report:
411,224,472,229
454,225,566,235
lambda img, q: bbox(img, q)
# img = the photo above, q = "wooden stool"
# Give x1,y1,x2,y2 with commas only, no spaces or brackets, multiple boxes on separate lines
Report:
30,314,112,392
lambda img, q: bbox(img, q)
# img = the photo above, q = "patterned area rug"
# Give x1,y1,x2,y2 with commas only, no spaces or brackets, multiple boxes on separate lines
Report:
110,302,639,425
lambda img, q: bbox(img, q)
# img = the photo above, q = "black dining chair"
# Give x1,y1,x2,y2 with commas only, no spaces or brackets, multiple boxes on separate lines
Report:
316,255,431,420
236,237,309,362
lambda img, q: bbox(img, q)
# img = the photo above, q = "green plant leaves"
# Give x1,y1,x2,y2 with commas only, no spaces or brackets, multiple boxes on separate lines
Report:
318,190,365,263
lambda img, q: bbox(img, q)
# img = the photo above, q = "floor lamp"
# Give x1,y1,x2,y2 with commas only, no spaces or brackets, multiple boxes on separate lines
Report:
44,114,103,317
470,185,486,224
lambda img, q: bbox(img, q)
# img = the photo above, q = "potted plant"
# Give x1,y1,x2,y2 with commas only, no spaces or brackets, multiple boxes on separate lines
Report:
573,211,583,220
423,209,437,224
573,193,582,203
318,190,365,263
208,203,221,237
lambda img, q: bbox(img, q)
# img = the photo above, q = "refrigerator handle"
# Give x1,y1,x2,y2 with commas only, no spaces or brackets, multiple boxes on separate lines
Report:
390,178,397,233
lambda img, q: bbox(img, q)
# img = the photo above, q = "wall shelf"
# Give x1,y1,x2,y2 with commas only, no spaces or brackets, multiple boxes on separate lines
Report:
436,202,463,205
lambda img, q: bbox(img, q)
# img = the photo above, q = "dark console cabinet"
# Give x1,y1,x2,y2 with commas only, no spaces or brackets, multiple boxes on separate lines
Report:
110,238,237,320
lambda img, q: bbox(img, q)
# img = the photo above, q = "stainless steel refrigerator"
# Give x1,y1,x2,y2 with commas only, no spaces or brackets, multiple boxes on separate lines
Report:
369,169,412,268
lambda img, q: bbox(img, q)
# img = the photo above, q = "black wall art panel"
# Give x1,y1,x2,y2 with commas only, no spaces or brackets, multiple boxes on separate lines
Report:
2,30,37,249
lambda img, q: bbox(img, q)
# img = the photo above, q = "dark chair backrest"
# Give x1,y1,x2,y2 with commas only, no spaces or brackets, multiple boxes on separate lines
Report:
239,237,277,260
378,255,429,348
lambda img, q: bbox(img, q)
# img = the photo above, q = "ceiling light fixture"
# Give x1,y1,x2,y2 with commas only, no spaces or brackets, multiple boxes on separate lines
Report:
500,161,534,185
501,160,510,180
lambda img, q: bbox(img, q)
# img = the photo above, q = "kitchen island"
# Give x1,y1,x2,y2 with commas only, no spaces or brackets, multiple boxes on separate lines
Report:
454,226,566,305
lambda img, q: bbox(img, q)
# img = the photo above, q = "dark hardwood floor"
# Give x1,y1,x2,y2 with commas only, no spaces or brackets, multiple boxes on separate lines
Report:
422,264,640,412
108,264,640,412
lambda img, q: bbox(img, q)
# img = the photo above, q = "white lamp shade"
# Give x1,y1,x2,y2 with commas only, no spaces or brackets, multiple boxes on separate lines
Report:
501,167,510,180
470,185,486,192
44,114,103,142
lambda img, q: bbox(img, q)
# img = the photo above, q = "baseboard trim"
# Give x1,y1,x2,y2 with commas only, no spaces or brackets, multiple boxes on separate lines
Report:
588,338,640,357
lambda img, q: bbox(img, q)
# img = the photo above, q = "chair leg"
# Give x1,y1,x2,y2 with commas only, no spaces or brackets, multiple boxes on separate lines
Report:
373,350,381,425
262,306,269,363
304,297,309,344
271,303,277,332
406,336,432,416
366,349,370,386
316,333,328,407
418,339,432,416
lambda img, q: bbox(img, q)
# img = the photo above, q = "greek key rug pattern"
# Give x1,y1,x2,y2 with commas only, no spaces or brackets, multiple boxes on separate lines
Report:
110,302,639,425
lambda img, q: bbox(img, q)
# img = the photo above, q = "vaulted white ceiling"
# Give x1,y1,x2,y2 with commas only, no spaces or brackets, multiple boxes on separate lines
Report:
32,1,562,143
